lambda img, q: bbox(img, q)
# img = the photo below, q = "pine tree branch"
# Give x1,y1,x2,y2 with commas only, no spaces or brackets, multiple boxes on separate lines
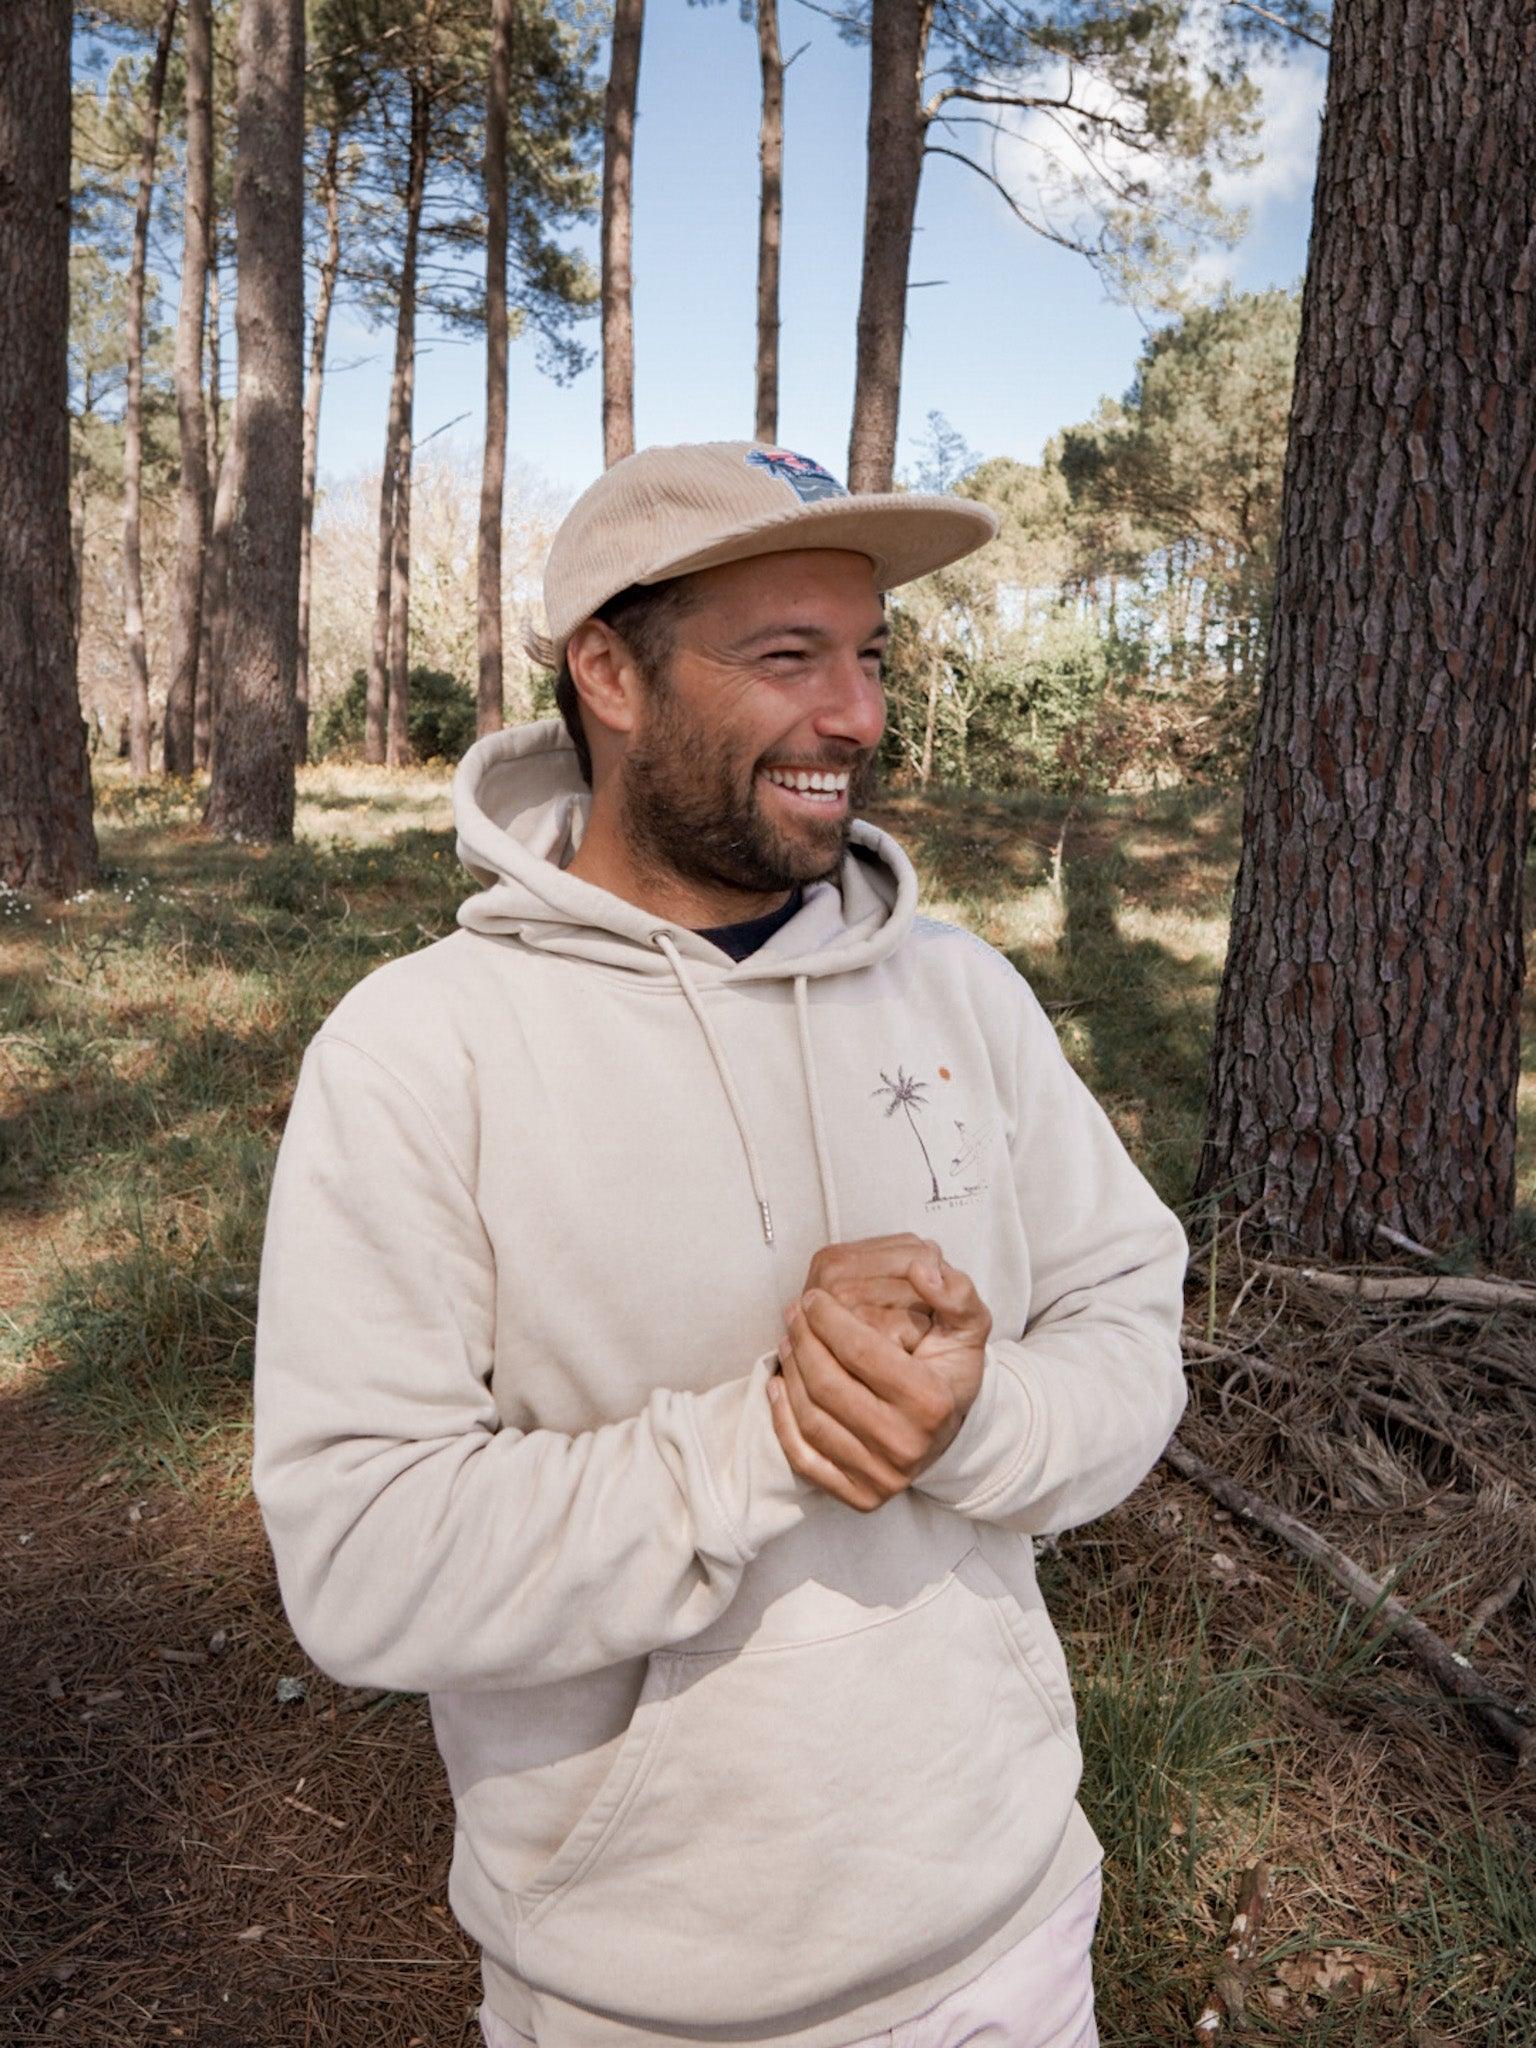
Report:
923,144,1096,256
1225,0,1330,53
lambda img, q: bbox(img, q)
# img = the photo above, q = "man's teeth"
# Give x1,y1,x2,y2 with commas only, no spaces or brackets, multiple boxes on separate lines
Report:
763,769,850,793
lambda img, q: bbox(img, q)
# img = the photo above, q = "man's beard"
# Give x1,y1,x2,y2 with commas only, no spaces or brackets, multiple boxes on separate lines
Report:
617,681,881,899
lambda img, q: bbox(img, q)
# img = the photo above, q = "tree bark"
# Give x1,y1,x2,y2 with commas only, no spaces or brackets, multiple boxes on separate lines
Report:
164,0,212,777
386,277,417,769
601,0,643,467
753,0,783,443
70,459,88,654
365,420,398,762
297,115,343,765
917,655,940,785
366,76,428,765
477,0,513,738
121,0,178,776
847,0,933,493
0,0,100,895
199,395,239,783
1193,0,1536,1262
205,0,304,842
194,220,222,770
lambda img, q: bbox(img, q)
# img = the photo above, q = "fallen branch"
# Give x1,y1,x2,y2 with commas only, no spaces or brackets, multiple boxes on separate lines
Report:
1162,1438,1534,1765
1257,1262,1536,1311
1460,1574,1525,1655
1193,1859,1271,2037
1373,1222,1439,1261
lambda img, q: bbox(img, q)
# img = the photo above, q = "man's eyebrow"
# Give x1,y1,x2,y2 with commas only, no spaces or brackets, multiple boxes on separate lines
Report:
729,619,891,651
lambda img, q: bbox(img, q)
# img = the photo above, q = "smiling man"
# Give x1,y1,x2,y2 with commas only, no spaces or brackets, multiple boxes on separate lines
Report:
251,441,1191,2048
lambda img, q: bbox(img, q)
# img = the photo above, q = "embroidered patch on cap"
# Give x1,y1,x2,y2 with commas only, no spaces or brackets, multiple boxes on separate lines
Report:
745,447,848,504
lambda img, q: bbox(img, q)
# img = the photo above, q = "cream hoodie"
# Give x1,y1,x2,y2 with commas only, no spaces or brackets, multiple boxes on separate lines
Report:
252,719,1191,2047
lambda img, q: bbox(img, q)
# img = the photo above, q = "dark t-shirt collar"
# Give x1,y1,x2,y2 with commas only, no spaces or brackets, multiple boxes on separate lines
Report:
692,886,805,962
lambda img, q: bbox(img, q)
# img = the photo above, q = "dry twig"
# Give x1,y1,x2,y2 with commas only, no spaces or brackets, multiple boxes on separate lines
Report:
1193,1859,1271,2037
1460,1574,1525,1655
1259,1261,1536,1311
1163,1438,1535,1765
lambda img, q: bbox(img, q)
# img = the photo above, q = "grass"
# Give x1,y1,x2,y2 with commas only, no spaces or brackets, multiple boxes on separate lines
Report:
1,757,1533,2045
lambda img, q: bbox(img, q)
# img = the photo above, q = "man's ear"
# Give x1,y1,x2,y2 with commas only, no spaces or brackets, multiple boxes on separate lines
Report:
565,620,644,745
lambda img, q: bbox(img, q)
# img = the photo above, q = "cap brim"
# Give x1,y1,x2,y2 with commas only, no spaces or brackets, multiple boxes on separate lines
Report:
634,490,999,594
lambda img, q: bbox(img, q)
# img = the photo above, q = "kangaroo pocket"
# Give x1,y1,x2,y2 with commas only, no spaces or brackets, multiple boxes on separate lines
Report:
467,1542,1083,2029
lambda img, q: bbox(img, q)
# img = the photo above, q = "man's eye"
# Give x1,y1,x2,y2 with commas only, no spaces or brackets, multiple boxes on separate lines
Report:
763,649,806,664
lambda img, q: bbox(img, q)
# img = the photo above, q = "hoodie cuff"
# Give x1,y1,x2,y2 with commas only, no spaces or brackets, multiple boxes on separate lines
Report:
911,1345,1036,1513
685,1352,821,1565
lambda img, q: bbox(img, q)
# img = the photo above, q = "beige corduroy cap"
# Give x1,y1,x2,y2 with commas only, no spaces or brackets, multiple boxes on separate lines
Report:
531,440,999,661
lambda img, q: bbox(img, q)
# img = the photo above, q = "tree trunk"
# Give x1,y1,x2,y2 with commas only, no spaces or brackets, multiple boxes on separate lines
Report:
386,302,416,769
366,434,397,762
70,461,88,653
477,0,512,738
847,0,933,493
1193,0,1536,1263
297,115,342,766
366,77,428,765
199,397,239,783
195,221,222,769
917,655,940,786
121,0,178,776
164,0,211,777
0,0,99,895
753,0,783,443
205,0,304,843
601,0,643,467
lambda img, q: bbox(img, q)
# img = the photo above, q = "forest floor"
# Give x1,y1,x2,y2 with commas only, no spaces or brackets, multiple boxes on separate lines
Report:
2,760,1533,2046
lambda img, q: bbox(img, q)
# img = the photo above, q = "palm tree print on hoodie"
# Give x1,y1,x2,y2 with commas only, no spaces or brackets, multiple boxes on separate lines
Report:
872,1067,943,1204
876,1064,999,1204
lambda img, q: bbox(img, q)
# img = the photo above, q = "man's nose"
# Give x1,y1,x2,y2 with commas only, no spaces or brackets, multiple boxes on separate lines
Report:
812,649,886,750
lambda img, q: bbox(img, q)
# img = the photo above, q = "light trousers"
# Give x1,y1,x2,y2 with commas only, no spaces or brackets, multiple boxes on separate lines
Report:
478,1862,1102,2048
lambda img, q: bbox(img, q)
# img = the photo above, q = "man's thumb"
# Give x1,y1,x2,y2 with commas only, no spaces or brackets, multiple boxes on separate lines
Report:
913,1251,948,1301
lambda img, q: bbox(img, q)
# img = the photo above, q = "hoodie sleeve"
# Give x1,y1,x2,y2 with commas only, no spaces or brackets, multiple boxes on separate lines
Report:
251,1035,818,1695
910,967,1190,1536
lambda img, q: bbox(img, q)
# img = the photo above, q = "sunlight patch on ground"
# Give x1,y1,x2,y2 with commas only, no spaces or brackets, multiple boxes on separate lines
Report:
294,764,456,845
980,885,1069,954
1115,904,1229,970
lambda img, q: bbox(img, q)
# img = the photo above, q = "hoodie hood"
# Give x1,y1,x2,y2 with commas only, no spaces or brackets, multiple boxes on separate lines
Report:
451,718,918,983
450,719,924,1247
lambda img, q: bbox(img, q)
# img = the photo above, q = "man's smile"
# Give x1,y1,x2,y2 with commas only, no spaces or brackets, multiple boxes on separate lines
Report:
759,764,853,813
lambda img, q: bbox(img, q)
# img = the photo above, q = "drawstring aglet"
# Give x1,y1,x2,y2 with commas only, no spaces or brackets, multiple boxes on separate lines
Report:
759,1199,774,1247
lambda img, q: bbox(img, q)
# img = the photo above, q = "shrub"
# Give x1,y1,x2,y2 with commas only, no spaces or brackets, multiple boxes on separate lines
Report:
311,666,478,764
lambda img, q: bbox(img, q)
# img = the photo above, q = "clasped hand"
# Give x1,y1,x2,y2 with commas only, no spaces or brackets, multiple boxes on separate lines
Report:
767,1233,992,1513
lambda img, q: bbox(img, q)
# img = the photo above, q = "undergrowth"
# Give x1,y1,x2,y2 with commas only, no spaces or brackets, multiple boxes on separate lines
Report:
1,758,1533,2044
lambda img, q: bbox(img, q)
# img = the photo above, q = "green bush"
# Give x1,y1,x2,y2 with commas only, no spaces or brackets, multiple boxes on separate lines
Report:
880,610,1142,795
963,614,1118,793
311,666,478,764
527,663,558,722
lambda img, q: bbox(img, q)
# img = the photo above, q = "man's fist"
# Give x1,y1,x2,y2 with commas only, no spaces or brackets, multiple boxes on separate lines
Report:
767,1234,991,1513
803,1234,936,1352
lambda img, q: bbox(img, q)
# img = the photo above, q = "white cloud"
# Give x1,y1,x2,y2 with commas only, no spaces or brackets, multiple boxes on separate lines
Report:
1208,48,1327,214
951,3,1327,303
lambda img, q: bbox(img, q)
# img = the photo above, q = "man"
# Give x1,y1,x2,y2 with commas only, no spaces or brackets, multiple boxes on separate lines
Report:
252,440,1190,2048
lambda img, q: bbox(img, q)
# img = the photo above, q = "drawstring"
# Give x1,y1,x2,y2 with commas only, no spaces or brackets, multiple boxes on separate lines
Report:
794,975,842,1245
648,936,842,1252
651,932,777,1246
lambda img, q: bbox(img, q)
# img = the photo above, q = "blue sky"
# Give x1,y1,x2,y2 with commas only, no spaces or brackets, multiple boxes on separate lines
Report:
78,6,1324,508
312,9,1327,509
